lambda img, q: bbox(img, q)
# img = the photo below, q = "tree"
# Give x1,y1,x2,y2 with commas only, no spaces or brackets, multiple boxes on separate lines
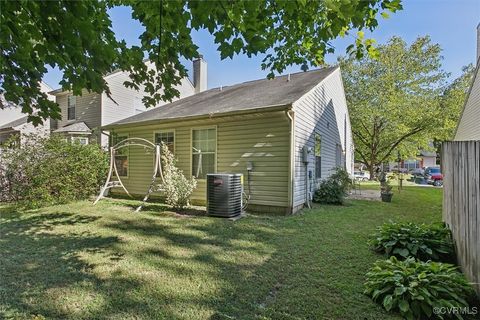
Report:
340,36,449,179
438,64,475,140
0,0,403,125
427,64,475,158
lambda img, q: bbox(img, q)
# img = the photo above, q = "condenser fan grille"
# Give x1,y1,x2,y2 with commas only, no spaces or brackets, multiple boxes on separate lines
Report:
207,174,243,217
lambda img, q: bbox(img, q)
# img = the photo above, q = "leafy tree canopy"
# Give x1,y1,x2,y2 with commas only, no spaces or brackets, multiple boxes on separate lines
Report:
1,0,402,125
340,36,453,176
438,64,475,140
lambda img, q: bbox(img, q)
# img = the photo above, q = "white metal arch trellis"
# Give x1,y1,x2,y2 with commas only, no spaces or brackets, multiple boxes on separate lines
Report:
93,137,164,212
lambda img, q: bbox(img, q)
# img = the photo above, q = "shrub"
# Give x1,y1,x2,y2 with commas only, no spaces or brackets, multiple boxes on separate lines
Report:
364,257,476,320
313,167,351,204
369,222,455,262
159,143,197,209
0,134,108,207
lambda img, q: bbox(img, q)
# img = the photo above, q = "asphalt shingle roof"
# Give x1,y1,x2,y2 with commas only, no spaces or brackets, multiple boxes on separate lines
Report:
0,116,28,131
54,122,91,133
107,67,338,127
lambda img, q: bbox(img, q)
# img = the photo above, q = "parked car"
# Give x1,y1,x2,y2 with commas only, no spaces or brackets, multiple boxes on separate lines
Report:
411,168,425,177
424,167,443,186
354,171,370,181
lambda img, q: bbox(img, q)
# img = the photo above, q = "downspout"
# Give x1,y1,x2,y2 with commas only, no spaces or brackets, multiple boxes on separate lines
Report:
344,114,347,171
286,108,295,213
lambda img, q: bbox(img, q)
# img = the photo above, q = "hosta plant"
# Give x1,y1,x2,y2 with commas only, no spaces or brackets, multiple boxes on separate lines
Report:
364,257,476,320
369,222,454,262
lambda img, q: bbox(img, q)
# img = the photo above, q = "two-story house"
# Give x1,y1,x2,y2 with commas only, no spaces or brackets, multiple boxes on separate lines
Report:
49,58,207,147
0,82,55,147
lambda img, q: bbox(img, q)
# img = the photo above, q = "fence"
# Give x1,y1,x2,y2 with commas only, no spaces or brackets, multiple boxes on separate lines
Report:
442,141,480,296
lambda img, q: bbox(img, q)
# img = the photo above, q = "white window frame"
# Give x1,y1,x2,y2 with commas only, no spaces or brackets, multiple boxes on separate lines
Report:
153,129,176,154
67,95,76,120
190,126,217,180
112,133,129,178
71,136,89,145
315,132,322,180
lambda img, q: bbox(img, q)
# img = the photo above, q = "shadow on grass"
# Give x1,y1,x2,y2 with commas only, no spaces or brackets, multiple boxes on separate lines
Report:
0,198,404,319
0,204,282,319
0,212,118,317
103,198,207,217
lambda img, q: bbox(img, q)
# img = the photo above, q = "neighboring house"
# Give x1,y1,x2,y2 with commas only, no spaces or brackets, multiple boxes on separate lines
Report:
0,115,51,147
388,149,438,172
455,25,480,140
49,59,205,147
0,82,54,147
104,66,354,214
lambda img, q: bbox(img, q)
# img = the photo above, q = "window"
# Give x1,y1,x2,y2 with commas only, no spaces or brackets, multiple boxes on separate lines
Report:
155,131,175,153
67,95,76,120
71,136,89,145
315,133,322,179
336,144,343,167
111,133,128,177
192,128,216,179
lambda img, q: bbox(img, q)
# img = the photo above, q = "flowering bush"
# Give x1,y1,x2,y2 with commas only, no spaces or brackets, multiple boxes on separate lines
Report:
159,143,197,209
0,134,108,207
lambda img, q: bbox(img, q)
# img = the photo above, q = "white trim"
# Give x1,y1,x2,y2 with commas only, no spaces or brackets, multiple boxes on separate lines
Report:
71,136,89,145
67,95,76,120
113,132,129,178
153,129,176,154
190,125,217,180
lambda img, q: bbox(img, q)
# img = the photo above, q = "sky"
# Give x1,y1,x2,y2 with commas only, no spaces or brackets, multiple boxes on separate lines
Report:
43,0,480,90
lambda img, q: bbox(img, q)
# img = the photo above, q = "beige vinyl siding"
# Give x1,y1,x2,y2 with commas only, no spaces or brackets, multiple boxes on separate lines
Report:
111,111,290,207
455,66,480,141
292,68,354,207
56,90,101,137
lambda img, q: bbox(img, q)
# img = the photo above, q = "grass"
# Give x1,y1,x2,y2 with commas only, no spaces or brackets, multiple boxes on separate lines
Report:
0,186,442,319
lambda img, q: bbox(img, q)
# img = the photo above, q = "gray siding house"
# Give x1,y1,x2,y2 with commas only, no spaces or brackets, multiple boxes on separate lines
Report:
455,24,480,141
50,59,204,146
104,66,354,214
0,82,54,147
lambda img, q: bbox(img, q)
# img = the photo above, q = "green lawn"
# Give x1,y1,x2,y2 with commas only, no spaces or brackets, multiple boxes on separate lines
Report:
0,186,442,319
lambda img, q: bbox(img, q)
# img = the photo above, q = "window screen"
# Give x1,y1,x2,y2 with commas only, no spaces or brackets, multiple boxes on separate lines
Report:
192,128,216,179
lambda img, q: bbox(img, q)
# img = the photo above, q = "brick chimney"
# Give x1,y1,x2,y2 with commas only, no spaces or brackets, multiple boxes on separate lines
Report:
193,55,207,93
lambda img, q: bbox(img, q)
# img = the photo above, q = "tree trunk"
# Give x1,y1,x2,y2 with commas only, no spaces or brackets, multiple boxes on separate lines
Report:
369,164,375,181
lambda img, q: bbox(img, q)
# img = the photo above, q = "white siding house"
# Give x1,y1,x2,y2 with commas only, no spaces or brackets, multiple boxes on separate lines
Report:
50,59,202,147
0,82,54,147
455,59,480,141
292,68,353,208
455,23,480,141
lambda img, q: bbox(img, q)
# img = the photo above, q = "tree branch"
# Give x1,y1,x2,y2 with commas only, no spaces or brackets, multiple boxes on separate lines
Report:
378,127,425,164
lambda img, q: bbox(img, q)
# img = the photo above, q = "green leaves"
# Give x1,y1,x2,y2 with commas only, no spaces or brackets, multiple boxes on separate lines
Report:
364,257,476,320
1,0,404,124
313,167,352,204
368,222,455,262
339,36,449,175
0,134,108,208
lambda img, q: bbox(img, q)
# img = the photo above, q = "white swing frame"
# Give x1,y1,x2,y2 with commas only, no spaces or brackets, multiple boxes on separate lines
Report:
93,137,164,212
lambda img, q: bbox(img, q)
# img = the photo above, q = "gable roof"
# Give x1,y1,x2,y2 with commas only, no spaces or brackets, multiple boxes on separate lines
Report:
105,66,338,128
53,121,91,133
454,56,480,140
0,115,28,131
